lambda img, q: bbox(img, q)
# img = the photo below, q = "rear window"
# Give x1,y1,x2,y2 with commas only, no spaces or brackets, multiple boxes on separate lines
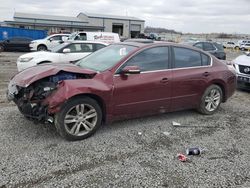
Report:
173,47,202,68
173,47,211,68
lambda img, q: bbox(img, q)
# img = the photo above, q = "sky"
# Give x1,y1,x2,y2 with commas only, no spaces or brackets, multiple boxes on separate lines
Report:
0,0,250,34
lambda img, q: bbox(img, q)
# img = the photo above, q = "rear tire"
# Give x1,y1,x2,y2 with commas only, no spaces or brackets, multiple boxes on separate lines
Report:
198,85,222,115
37,45,47,51
55,97,102,141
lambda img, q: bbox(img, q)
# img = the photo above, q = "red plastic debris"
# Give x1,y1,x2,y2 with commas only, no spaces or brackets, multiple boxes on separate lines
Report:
177,153,187,162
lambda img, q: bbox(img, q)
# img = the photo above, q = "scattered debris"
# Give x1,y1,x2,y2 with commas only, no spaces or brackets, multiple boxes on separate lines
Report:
186,147,201,155
177,153,188,162
163,131,171,136
172,121,181,126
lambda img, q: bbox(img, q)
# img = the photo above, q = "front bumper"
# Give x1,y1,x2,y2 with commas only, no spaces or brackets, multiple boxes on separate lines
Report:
29,43,37,51
7,81,50,122
236,74,250,89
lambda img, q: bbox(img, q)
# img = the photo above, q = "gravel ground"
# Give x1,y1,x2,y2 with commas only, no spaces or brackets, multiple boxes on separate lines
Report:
0,51,250,188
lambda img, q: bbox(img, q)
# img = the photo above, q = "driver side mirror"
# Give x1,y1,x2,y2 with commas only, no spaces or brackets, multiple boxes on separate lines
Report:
63,48,71,53
121,66,141,75
48,38,54,42
6,39,10,43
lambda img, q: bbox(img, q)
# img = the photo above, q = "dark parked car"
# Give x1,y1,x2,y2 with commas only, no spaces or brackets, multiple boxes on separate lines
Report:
0,37,32,52
193,41,226,60
7,42,236,141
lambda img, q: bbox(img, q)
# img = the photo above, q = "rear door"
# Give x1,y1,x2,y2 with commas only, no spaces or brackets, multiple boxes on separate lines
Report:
171,47,212,111
15,38,31,51
112,46,172,119
5,38,18,51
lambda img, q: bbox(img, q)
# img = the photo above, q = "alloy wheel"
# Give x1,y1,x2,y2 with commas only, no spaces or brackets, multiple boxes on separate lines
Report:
64,104,98,136
204,89,221,112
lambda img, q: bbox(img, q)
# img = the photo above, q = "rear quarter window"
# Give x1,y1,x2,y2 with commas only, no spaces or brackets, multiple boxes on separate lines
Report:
201,53,211,66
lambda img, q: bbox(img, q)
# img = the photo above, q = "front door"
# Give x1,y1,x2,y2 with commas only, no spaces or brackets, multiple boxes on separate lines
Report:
112,46,172,119
47,35,63,50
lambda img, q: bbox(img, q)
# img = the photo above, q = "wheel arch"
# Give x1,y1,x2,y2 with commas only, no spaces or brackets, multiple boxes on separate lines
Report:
210,81,226,102
37,60,52,65
37,44,47,50
67,93,107,122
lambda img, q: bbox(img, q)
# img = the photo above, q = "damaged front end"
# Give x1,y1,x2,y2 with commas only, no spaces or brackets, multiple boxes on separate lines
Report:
7,70,95,122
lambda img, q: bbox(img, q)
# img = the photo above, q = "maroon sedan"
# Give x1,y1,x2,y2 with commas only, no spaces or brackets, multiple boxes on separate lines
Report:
7,42,236,141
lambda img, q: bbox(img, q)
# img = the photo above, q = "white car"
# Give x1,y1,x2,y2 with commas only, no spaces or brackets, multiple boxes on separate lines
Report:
235,40,250,50
240,43,250,51
29,34,70,51
233,52,250,89
223,41,236,49
17,41,108,72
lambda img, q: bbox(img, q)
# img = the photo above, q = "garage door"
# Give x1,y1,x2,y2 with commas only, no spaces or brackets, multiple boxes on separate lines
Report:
130,24,141,31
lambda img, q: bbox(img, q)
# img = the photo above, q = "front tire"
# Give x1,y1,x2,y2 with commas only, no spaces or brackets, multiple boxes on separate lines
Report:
198,85,222,115
55,97,102,141
37,45,47,51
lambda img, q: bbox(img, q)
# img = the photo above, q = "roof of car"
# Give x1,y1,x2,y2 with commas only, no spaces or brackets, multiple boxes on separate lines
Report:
66,40,109,45
117,41,198,49
117,41,213,57
117,41,173,47
48,34,70,37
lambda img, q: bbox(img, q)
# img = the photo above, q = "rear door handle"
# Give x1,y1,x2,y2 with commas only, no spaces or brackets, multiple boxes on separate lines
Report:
203,72,210,77
160,77,168,83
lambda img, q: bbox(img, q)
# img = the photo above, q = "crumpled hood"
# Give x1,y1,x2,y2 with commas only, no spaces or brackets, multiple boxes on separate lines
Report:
234,55,250,66
11,64,97,87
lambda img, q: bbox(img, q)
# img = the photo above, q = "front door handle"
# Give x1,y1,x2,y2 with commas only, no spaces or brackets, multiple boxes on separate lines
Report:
160,78,168,83
203,72,210,77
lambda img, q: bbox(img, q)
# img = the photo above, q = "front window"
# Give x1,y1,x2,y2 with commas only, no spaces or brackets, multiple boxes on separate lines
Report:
77,44,137,72
67,43,93,53
49,35,62,41
120,47,169,72
51,42,70,52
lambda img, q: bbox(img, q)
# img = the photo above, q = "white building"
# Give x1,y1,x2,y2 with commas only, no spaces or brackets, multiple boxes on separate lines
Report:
4,12,145,38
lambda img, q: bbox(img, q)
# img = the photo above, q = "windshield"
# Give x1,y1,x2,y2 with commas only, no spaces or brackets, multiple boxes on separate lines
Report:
51,42,70,53
76,44,137,71
68,32,77,40
213,43,224,50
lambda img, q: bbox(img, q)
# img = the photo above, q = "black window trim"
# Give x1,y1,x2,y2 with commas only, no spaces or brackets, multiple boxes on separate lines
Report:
170,45,213,70
115,45,171,75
